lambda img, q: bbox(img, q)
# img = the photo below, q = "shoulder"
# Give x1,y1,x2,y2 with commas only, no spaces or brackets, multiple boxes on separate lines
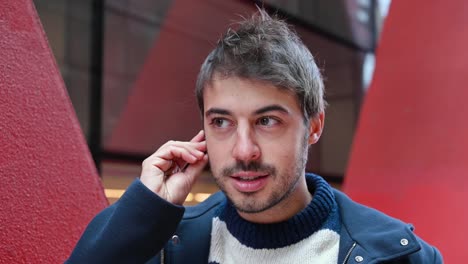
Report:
332,189,443,263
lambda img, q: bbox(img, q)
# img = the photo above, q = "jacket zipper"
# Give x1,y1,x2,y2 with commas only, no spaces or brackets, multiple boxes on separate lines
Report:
160,248,165,264
342,242,357,264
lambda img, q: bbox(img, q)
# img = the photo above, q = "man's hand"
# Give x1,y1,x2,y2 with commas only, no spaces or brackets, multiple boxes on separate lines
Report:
140,130,208,205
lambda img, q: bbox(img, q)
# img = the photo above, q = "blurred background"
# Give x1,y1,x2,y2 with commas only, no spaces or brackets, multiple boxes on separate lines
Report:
33,0,391,204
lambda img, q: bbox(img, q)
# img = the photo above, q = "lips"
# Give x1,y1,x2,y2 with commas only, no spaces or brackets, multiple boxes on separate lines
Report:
230,171,269,193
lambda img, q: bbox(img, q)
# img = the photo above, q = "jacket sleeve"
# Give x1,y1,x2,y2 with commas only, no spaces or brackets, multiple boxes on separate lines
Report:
66,179,185,264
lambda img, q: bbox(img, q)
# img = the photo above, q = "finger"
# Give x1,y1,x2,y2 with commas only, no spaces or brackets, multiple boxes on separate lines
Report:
150,149,199,174
190,130,205,143
150,157,174,173
175,142,207,171
167,141,206,158
144,140,206,176
157,145,200,164
145,146,196,174
183,153,209,181
174,158,187,172
160,140,206,156
180,141,206,155
181,143,206,159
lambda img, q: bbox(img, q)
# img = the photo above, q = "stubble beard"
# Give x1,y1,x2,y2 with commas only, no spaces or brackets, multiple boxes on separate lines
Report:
211,134,310,214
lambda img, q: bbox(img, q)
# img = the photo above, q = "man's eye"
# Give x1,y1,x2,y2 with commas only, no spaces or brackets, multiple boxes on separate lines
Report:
257,117,279,126
212,118,230,128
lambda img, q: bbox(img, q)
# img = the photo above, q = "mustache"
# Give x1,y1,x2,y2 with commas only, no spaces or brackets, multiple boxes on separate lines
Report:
221,161,277,177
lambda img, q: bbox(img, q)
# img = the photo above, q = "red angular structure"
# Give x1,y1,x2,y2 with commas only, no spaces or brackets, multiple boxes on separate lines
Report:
345,1,468,262
106,0,255,154
0,1,107,263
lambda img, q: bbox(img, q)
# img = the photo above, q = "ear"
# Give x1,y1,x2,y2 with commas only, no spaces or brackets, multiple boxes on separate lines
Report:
308,112,325,145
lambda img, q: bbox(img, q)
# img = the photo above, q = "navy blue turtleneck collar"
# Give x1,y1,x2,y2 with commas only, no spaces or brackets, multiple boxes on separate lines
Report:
216,173,340,249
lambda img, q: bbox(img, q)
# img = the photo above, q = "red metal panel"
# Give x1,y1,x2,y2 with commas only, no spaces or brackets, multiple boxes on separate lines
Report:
106,0,256,154
0,1,107,263
345,1,468,262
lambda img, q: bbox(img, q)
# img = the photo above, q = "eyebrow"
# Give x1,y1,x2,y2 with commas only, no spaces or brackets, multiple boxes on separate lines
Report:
205,104,289,117
205,108,232,117
254,104,290,115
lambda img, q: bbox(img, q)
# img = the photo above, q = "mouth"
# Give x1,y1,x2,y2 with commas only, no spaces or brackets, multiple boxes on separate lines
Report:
230,171,269,193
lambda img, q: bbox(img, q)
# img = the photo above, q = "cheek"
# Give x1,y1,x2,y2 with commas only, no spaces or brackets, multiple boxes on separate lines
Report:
206,140,227,169
261,137,303,164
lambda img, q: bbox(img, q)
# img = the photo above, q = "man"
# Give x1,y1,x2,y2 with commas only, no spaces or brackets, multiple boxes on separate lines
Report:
67,10,442,264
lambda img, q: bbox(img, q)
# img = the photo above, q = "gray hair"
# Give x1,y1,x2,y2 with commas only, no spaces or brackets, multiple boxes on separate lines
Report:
195,9,326,121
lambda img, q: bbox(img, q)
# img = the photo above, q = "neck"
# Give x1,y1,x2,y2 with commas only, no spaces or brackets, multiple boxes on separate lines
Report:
238,176,312,223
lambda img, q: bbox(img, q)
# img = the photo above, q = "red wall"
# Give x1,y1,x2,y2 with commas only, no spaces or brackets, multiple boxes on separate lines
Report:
0,1,108,263
345,1,468,262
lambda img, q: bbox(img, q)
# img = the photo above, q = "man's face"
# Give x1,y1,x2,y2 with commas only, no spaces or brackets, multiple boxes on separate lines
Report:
203,76,321,218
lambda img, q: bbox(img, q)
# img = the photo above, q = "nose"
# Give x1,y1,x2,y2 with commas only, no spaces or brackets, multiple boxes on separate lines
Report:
232,125,261,162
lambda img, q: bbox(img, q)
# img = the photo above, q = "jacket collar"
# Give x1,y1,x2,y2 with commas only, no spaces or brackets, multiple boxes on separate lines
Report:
182,175,423,263
333,190,421,263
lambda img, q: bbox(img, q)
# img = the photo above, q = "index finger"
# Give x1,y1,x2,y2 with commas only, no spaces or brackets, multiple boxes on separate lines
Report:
190,130,205,143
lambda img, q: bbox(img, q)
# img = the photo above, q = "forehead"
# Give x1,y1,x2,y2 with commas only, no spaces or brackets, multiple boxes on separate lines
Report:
203,77,301,114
